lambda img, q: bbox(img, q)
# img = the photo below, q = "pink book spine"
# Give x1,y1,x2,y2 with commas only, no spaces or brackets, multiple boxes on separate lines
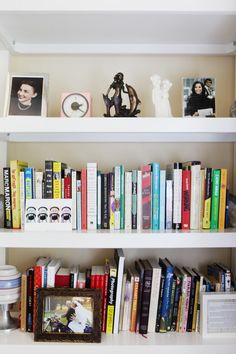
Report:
81,168,87,230
141,165,152,229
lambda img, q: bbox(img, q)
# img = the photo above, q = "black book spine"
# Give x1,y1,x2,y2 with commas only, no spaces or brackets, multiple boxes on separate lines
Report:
155,274,165,332
139,265,152,334
85,268,91,288
26,268,34,332
3,167,12,228
170,276,182,331
167,278,176,331
186,275,197,332
44,160,53,198
101,173,109,229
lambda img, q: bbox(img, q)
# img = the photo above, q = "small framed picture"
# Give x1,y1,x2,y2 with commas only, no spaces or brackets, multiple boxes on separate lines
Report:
200,292,236,337
34,288,101,343
182,77,216,117
4,73,47,117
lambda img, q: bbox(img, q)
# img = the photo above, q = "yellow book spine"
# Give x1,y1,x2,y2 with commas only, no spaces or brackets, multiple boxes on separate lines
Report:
10,160,28,229
192,280,200,332
53,162,62,199
20,272,27,331
203,197,211,229
199,170,205,229
218,169,227,230
106,305,115,334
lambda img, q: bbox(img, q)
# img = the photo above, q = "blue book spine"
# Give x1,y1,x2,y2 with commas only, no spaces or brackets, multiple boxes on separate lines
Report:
159,170,166,230
159,259,174,332
24,167,33,200
151,163,160,230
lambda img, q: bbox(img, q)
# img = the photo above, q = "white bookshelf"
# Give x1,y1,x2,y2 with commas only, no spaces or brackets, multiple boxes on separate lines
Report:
0,2,236,354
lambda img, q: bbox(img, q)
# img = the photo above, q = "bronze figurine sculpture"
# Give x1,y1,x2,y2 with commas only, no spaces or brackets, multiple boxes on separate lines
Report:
103,72,141,117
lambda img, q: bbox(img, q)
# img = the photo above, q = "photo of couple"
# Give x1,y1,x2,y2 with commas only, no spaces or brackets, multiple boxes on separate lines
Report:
43,296,93,334
183,77,216,117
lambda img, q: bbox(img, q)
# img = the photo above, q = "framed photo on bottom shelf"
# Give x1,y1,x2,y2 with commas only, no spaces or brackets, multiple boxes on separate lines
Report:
182,77,216,117
34,288,101,343
200,292,236,338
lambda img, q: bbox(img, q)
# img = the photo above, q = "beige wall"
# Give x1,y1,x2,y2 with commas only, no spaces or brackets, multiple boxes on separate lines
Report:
10,54,235,117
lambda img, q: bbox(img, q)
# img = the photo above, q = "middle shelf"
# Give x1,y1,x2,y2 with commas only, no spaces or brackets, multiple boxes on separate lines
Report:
1,229,236,248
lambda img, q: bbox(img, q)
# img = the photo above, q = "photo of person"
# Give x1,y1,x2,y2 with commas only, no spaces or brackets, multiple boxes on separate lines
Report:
5,74,47,117
183,77,216,117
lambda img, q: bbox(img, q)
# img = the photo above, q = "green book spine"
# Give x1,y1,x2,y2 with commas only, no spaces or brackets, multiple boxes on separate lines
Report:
210,169,221,229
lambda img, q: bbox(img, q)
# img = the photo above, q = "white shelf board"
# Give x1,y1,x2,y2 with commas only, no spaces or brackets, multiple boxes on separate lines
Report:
1,117,236,142
0,331,236,354
0,229,236,249
0,2,236,54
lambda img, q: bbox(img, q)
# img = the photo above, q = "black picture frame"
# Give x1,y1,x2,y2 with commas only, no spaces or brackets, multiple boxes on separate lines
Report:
34,288,101,343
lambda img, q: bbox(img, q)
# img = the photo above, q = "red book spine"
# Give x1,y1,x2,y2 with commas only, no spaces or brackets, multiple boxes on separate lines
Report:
64,174,71,198
141,165,152,229
55,275,70,287
90,273,96,288
81,168,87,230
33,265,42,332
182,169,191,230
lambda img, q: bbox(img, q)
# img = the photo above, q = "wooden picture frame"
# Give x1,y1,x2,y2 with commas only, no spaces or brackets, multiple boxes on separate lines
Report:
34,288,101,343
4,73,48,117
200,292,236,338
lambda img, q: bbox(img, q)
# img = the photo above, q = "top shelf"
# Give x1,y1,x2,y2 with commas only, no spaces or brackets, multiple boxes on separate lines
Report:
0,1,236,54
0,117,236,143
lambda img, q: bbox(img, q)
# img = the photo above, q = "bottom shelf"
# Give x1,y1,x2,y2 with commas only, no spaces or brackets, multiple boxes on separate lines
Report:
1,331,236,354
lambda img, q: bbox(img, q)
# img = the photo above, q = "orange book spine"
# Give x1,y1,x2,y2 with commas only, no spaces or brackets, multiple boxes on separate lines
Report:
130,277,139,332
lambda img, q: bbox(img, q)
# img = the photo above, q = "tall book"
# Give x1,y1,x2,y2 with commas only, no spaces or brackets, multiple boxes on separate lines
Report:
218,168,227,230
113,249,125,334
165,180,173,229
131,170,138,229
159,258,174,333
147,259,162,333
10,160,28,229
211,169,221,229
3,167,12,228
167,162,182,230
53,161,67,199
130,268,140,332
101,173,109,229
181,166,191,230
81,168,87,230
120,165,125,230
202,167,212,229
114,165,121,230
159,170,166,230
125,171,132,230
109,172,115,230
138,259,153,334
150,162,160,230
141,165,152,229
44,160,54,198
87,162,97,229
106,259,117,334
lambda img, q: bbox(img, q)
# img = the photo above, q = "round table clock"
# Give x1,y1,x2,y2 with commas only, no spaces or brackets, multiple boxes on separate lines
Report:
61,92,91,117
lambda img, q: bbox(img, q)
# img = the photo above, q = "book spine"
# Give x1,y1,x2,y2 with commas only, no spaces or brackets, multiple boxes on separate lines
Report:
131,170,137,229
130,276,139,332
165,180,173,229
218,169,227,230
35,171,43,199
170,276,182,331
87,162,97,230
76,179,81,230
173,163,182,230
181,276,191,332
120,165,125,229
159,269,174,332
125,171,132,230
101,173,109,229
159,170,166,230
211,169,221,229
20,171,25,230
102,263,109,332
24,167,33,200
3,167,12,228
142,165,152,229
190,163,201,230
20,272,27,331
114,166,121,230
181,168,191,230
199,169,205,229
64,168,72,199
97,171,101,229
109,172,115,230
44,160,53,198
139,267,153,334
137,170,142,230
147,266,162,333
155,274,165,332
26,268,34,332
71,170,77,230
166,277,176,331
151,163,160,230
106,266,117,334
202,168,212,229
192,279,200,331
81,168,87,230
186,275,197,332
53,161,62,199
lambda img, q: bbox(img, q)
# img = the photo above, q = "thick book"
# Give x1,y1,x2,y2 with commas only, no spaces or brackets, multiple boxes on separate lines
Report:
170,267,182,332
155,274,165,332
3,167,12,228
10,160,28,229
114,165,121,230
53,161,67,199
147,259,162,333
183,266,197,332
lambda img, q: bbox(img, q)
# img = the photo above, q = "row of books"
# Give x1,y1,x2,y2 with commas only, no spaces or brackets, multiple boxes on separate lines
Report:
20,250,234,335
3,160,229,231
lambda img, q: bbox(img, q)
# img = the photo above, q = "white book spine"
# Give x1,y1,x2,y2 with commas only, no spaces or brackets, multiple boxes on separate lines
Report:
71,170,77,230
114,165,121,230
87,162,97,230
190,164,201,230
173,168,182,225
166,180,173,229
122,280,131,331
125,171,132,230
76,179,81,230
97,172,101,229
147,264,162,333
35,171,43,199
137,170,142,230
159,170,166,230
47,259,62,288
20,171,25,230
113,250,125,334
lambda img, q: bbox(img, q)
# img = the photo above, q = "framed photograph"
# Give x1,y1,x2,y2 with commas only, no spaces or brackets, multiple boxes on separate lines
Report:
4,73,47,117
34,288,101,343
200,292,236,337
182,77,216,117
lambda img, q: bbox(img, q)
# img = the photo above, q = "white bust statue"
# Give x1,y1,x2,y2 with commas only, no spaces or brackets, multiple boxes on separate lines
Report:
150,74,173,117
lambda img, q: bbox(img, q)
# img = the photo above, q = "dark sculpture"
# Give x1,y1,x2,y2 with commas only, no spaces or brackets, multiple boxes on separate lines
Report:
103,72,141,117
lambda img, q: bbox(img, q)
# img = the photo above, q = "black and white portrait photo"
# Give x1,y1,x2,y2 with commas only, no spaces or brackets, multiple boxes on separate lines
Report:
5,74,47,117
183,77,216,117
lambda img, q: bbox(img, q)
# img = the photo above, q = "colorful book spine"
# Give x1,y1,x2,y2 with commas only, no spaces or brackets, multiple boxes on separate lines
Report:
181,166,191,230
137,170,142,230
53,161,62,199
211,169,221,229
114,165,121,230
106,260,117,334
71,170,77,230
76,178,81,230
130,270,140,332
120,165,125,230
64,168,72,199
10,160,28,229
87,162,97,230
172,163,182,230
101,173,109,229
113,249,125,334
24,167,34,200
159,258,174,333
141,165,152,229
109,172,115,230
131,170,137,229
125,171,132,230
159,170,166,230
44,160,54,198
81,168,87,230
26,267,34,332
150,162,160,230
97,170,101,229
218,168,227,230
3,167,12,228
202,167,212,229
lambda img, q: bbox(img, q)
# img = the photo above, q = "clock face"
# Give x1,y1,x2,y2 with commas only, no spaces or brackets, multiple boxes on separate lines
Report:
62,93,89,117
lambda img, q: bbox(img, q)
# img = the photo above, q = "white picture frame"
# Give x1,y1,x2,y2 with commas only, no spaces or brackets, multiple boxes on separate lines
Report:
4,73,48,117
200,292,236,338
